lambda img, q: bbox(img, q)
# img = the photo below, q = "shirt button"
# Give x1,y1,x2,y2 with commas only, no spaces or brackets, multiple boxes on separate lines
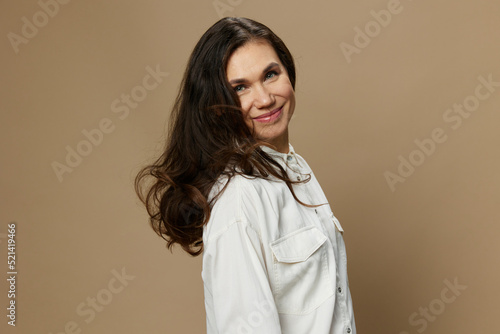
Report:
296,176,301,181
338,287,342,293
287,155,292,161
347,328,351,333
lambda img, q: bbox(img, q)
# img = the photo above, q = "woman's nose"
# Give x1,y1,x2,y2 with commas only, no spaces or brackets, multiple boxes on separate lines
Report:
253,84,275,109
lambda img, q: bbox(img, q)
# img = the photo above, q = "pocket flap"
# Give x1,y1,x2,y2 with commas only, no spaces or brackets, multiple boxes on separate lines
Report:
270,226,327,263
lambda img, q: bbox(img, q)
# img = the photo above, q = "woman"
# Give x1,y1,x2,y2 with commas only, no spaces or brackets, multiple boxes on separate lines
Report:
135,17,356,334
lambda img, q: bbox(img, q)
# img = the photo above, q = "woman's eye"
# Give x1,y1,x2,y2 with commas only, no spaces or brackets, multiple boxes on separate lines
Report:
234,85,245,93
234,85,245,92
265,71,278,80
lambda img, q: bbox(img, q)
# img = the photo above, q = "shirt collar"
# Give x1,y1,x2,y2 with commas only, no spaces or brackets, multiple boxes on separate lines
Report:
259,143,301,167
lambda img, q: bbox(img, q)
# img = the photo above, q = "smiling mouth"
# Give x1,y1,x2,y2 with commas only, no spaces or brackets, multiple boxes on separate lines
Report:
253,107,283,119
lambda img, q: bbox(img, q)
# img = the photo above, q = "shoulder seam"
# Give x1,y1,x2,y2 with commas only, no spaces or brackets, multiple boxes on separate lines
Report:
205,217,261,243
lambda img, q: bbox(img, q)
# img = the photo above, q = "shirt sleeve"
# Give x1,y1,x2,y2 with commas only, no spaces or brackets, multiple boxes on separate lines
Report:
203,218,282,333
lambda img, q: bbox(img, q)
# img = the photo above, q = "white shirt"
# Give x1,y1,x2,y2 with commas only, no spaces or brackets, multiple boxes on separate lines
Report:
202,143,356,334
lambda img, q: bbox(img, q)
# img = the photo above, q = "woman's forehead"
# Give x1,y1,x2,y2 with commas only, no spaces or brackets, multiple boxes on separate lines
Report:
226,41,281,79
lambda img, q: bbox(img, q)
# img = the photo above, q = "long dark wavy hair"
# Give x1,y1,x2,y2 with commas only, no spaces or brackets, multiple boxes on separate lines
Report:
135,17,318,256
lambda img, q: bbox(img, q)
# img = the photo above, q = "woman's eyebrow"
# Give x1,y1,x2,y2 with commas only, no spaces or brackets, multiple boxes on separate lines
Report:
262,62,280,74
229,62,280,85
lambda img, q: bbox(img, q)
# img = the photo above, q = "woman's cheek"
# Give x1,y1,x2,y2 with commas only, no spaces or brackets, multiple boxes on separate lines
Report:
281,82,294,99
240,100,252,120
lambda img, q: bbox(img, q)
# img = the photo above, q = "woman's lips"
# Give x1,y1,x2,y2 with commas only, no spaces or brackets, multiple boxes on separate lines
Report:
253,107,283,123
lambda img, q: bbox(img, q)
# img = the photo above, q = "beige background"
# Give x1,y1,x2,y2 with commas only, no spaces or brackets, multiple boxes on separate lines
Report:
1,0,499,333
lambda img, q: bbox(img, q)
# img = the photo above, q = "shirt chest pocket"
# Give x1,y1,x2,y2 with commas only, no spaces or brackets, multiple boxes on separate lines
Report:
269,225,334,315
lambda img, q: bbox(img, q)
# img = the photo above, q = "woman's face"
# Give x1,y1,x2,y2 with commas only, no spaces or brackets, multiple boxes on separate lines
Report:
226,40,295,153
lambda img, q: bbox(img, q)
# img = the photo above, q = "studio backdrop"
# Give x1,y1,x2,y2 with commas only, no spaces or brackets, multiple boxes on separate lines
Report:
1,0,499,333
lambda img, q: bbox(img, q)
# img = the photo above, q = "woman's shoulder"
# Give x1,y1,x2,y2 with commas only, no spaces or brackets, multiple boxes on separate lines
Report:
204,174,282,238
211,172,284,200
